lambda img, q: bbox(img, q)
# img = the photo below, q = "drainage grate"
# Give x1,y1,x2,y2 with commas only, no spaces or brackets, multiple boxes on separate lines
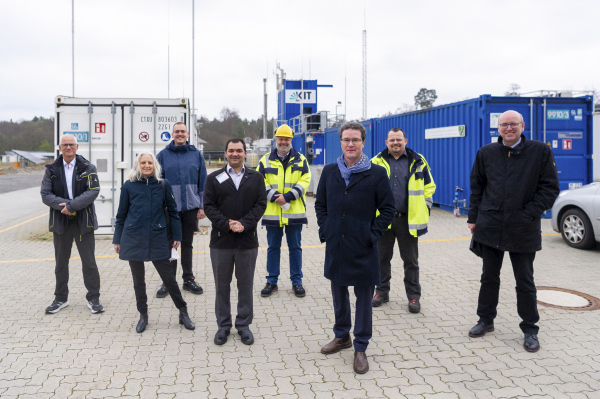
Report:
537,286,600,311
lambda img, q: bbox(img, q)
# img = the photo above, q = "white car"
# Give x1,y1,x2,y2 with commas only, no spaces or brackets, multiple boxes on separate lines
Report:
551,182,600,249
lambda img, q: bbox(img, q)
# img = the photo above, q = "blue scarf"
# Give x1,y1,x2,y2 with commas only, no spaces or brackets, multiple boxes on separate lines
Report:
337,154,371,186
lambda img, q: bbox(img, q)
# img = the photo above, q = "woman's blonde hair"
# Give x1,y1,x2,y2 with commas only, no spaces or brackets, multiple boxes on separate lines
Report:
128,152,162,182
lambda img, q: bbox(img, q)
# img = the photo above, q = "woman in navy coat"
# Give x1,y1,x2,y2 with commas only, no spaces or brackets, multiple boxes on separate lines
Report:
113,152,195,333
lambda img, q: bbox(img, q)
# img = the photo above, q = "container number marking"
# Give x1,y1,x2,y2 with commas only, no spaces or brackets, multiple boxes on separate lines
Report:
547,110,570,120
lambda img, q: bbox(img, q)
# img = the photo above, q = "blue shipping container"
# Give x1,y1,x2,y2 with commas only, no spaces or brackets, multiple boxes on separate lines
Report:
318,94,593,217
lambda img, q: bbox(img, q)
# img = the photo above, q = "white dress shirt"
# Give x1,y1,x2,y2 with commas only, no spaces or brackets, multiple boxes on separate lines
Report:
227,165,245,190
63,158,75,200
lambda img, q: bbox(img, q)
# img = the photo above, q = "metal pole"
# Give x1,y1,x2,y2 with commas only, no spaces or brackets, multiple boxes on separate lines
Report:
543,98,547,143
529,98,533,140
111,102,116,225
130,102,135,167
192,0,195,136
72,0,75,97
87,101,92,161
153,102,157,155
263,78,268,139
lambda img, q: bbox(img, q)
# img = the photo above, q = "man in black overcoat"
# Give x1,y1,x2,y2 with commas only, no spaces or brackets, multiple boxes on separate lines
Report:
315,122,395,374
467,110,560,352
204,139,267,346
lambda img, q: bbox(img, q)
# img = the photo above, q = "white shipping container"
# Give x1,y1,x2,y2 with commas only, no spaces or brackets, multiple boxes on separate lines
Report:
54,97,194,234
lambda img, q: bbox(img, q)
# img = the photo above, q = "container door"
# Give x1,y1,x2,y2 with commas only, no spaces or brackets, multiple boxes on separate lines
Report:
57,103,123,234
538,101,591,191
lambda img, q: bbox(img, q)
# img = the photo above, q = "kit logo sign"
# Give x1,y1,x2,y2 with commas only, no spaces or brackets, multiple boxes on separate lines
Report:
161,131,171,141
71,123,78,130
285,90,316,104
139,132,149,142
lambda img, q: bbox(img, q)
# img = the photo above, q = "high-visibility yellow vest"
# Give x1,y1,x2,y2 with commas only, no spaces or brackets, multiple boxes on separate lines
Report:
372,148,436,237
257,148,312,227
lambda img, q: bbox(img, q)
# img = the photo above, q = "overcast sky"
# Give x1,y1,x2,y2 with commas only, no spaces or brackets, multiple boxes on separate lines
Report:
2,0,599,123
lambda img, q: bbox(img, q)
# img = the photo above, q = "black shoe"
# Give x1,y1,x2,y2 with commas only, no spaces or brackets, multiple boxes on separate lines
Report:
468,321,494,337
261,283,278,297
239,329,254,345
214,329,230,345
183,279,204,295
372,294,389,307
524,333,540,352
87,299,104,314
408,298,421,313
179,307,195,330
45,300,69,314
292,284,306,298
136,313,148,333
156,284,168,298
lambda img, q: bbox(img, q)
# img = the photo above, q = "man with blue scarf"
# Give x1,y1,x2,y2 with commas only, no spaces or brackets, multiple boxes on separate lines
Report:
315,122,395,374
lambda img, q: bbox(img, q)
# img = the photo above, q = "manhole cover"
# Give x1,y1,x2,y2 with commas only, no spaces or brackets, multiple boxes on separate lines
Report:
537,286,600,311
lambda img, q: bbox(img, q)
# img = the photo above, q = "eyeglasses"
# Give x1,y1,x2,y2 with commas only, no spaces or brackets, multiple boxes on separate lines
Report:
498,122,523,129
60,144,77,148
341,138,363,145
173,130,187,133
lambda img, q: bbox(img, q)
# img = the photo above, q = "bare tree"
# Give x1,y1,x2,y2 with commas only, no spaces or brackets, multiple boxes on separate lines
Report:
505,83,521,96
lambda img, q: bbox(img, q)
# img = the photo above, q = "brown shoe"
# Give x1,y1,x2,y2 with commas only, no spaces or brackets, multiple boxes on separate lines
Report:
353,351,369,374
320,335,352,354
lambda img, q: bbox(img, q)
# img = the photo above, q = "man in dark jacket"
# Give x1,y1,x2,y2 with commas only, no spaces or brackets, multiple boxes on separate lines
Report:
467,110,560,353
40,134,103,314
204,139,267,346
315,122,395,374
156,122,207,297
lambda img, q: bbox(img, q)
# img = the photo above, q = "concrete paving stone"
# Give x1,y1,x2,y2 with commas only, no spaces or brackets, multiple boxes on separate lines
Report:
554,382,596,394
1,385,41,396
157,383,193,394
331,388,369,398
380,386,408,398
2,196,600,398
255,369,275,387
242,386,279,397
444,382,479,399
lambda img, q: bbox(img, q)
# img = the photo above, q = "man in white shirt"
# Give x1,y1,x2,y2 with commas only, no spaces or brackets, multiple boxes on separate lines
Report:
203,139,267,346
41,134,103,314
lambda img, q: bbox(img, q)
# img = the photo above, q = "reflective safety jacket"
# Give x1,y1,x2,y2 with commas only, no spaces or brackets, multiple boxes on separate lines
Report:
371,147,436,237
257,148,312,226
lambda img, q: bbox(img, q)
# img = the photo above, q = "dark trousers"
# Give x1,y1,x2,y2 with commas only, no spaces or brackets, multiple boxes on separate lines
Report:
53,219,100,302
169,208,198,281
376,215,420,299
210,247,258,332
129,259,187,314
331,282,375,352
477,244,539,334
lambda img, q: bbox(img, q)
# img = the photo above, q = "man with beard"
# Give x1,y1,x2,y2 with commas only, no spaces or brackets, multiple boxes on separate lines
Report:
371,128,436,313
257,124,311,298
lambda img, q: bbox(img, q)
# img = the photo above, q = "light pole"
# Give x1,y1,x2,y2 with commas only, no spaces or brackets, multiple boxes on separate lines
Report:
335,101,342,125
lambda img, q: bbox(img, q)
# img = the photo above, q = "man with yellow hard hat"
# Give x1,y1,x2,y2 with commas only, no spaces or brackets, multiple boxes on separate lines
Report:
257,124,311,298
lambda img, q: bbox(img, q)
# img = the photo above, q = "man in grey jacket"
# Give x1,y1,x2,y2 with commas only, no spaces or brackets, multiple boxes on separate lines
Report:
41,134,103,314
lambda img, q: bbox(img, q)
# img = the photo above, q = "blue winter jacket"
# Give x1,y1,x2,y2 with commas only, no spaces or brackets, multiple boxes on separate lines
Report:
112,176,182,261
157,142,207,212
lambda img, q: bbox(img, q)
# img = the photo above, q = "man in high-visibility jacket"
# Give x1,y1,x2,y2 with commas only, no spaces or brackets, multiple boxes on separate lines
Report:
257,124,312,298
371,128,436,313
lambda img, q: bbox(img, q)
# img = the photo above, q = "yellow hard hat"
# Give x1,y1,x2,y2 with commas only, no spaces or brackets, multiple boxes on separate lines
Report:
274,124,294,138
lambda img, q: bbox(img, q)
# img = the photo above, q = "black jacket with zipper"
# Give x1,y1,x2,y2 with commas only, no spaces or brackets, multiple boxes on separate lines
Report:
468,135,560,252
41,154,100,235
203,166,267,249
